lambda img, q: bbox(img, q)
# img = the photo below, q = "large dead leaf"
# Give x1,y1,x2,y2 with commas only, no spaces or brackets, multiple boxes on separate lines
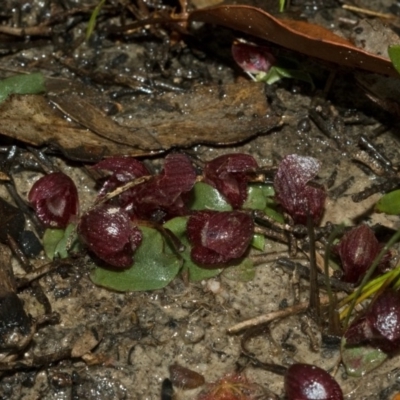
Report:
189,5,399,77
0,81,280,161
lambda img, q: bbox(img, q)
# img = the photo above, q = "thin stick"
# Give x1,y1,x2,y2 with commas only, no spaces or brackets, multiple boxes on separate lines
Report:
342,5,396,19
228,294,343,334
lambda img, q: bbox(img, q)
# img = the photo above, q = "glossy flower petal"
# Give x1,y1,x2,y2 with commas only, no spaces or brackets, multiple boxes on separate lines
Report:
345,289,400,354
187,210,254,267
28,172,79,228
92,156,149,196
204,154,259,208
78,204,142,268
334,224,381,284
284,363,343,400
121,153,196,222
274,154,326,224
232,42,276,74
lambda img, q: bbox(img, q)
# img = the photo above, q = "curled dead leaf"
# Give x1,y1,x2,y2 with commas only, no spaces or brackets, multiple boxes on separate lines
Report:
189,5,399,77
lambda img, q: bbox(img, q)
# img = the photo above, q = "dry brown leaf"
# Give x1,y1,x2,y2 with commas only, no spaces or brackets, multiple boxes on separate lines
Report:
0,81,280,161
189,5,399,77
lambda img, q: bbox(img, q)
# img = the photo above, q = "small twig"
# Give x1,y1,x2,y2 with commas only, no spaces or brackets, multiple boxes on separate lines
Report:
228,295,344,334
94,175,152,206
0,25,52,37
342,4,396,19
15,260,70,288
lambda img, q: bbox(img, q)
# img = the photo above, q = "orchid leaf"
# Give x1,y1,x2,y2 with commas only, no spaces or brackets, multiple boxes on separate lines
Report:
90,226,181,291
0,73,45,103
388,45,400,75
341,337,388,377
258,66,314,87
251,233,265,251
222,258,255,282
43,223,79,259
375,189,400,215
189,182,232,211
243,184,273,210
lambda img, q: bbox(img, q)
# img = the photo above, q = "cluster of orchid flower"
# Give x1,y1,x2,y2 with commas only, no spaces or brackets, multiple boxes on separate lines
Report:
28,153,330,270
27,152,400,398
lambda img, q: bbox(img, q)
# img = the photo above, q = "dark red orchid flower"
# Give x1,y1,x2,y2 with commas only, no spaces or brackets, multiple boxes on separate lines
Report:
78,204,142,268
232,42,276,75
92,156,149,196
187,210,254,267
334,224,389,284
28,172,79,229
204,153,259,208
274,154,326,225
345,289,400,354
284,363,343,400
120,153,197,222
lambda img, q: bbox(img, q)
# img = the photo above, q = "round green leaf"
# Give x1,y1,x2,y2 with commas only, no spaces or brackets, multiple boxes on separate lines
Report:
90,226,182,291
189,182,232,211
43,228,65,259
243,185,268,210
251,233,265,251
222,258,255,282
376,190,400,215
43,223,79,259
341,336,388,377
0,73,45,103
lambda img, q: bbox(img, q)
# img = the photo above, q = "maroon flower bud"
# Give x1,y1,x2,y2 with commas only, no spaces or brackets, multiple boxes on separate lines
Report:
284,363,343,400
345,289,400,354
92,156,149,196
334,224,383,284
187,210,254,267
120,153,197,222
78,204,142,268
204,153,259,208
274,154,326,225
28,172,79,228
169,364,205,389
232,42,276,74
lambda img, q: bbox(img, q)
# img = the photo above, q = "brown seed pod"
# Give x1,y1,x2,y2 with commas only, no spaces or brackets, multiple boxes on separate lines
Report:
169,363,205,389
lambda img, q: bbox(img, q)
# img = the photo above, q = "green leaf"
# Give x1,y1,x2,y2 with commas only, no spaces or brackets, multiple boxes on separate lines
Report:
222,258,255,282
388,45,400,75
375,189,400,215
43,224,79,259
43,229,65,259
0,73,45,103
264,204,285,223
279,0,286,12
251,233,265,251
189,182,232,211
257,66,314,88
243,185,272,210
164,217,222,281
90,226,182,291
341,337,388,377
86,0,106,40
